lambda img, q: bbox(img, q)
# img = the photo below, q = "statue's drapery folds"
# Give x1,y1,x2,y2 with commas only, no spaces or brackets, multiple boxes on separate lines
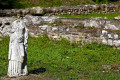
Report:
8,19,28,77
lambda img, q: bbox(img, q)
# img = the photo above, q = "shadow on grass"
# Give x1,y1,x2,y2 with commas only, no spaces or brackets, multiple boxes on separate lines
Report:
29,67,46,74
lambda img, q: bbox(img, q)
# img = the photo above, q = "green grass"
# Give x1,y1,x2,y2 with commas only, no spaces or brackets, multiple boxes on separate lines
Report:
94,0,120,4
15,0,120,9
13,0,95,8
0,0,119,9
57,13,120,19
1,36,120,80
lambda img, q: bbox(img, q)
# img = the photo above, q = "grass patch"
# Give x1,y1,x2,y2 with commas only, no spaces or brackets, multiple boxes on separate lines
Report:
14,0,95,8
93,0,120,4
1,36,120,80
0,0,119,9
57,13,120,19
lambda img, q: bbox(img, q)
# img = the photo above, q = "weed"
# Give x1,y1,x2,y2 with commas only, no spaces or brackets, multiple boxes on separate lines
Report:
57,13,120,19
1,36,120,80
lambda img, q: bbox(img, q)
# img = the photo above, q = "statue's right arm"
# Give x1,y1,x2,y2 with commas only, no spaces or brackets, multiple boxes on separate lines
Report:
0,23,5,31
9,25,17,33
10,28,16,33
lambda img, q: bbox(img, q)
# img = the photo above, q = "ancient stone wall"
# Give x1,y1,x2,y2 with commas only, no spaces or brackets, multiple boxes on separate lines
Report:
37,23,120,48
45,4,120,15
0,16,120,48
0,4,120,17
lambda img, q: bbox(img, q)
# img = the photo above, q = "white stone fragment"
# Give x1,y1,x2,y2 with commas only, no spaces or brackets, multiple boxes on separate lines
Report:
114,16,120,20
113,40,120,46
83,19,100,28
32,7,44,14
114,34,119,39
102,30,108,37
108,34,113,39
108,39,113,46
66,27,69,31
41,16,59,23
105,24,119,30
39,25,49,30
102,30,108,35
102,38,108,44
52,35,59,39
52,27,58,31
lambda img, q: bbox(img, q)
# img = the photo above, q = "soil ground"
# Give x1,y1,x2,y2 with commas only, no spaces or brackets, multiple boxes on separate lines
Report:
1,74,59,80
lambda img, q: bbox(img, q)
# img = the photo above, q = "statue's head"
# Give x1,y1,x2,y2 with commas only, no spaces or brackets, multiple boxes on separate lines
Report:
12,19,26,29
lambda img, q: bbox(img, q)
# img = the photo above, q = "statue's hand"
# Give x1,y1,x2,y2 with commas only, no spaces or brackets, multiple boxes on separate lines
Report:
21,56,24,62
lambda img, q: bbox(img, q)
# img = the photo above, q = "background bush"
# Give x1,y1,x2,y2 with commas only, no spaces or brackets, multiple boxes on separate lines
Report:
0,0,119,9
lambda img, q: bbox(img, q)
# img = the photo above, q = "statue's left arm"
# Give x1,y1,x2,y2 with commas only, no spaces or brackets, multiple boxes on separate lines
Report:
24,27,29,52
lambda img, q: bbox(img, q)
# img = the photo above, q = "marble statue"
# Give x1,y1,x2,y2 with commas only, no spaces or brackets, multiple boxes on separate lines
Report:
7,19,29,77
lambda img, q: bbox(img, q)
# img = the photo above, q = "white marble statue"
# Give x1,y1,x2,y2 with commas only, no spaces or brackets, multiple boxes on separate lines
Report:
7,19,29,77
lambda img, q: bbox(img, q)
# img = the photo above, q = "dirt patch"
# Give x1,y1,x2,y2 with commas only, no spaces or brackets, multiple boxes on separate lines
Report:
1,74,59,80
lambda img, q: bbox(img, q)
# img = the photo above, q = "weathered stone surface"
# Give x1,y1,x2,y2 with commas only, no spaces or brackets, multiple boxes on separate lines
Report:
114,34,119,39
1,16,120,47
102,63,120,73
31,7,44,15
114,15,120,20
59,18,120,30
7,19,28,77
0,4,120,17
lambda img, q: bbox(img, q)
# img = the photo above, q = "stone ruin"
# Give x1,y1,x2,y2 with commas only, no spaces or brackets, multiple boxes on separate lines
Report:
1,3,120,80
0,15,120,48
0,4,120,48
0,3,120,17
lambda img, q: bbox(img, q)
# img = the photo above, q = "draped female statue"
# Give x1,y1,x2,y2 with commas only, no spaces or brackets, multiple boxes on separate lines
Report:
7,19,29,77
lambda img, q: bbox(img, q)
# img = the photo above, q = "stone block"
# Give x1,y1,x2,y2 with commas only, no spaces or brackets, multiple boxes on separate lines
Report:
102,30,108,37
39,25,49,30
108,34,113,39
52,27,58,31
113,40,120,47
114,34,119,39
108,39,113,46
102,37,107,44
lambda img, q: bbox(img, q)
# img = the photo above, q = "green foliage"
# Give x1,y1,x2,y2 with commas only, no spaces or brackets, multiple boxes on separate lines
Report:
93,0,109,4
57,13,120,19
93,0,119,4
0,0,119,9
74,24,84,28
0,37,9,76
0,0,22,9
87,73,120,80
0,0,95,9
1,36,120,79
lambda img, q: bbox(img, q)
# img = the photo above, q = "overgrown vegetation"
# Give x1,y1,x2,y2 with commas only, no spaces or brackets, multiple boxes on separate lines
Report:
58,13,120,19
0,0,119,9
93,0,119,4
1,36,120,80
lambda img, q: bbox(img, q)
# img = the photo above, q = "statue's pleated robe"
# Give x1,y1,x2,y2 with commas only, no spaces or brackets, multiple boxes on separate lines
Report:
8,20,28,77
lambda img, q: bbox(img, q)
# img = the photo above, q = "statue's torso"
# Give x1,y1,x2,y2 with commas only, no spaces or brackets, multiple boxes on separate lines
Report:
9,22,25,62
